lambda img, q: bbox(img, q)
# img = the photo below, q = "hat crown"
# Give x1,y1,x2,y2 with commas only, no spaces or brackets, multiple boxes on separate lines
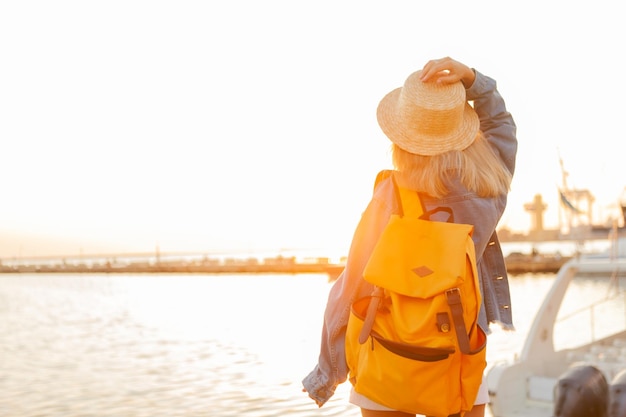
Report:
376,70,479,156
398,71,466,137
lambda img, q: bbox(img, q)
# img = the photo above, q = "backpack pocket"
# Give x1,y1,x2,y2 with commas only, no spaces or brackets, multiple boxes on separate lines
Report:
346,296,463,416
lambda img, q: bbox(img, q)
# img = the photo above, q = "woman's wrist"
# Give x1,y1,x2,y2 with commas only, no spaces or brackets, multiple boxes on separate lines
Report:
462,68,476,89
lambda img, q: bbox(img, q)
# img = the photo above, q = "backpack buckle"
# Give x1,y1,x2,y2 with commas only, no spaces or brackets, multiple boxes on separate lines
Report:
445,288,461,305
437,312,451,333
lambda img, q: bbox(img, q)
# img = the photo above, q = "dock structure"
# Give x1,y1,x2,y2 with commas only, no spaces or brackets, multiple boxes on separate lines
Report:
0,248,573,277
0,252,345,279
503,252,571,274
499,189,626,244
502,161,626,245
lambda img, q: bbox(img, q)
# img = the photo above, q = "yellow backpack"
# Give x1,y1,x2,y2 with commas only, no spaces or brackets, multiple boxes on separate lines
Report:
345,171,487,417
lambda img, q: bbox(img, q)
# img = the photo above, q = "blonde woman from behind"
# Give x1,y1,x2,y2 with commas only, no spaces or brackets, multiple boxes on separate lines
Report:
303,57,517,417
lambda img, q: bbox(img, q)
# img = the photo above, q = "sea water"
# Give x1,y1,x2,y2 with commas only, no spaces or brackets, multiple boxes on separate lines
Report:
0,272,554,417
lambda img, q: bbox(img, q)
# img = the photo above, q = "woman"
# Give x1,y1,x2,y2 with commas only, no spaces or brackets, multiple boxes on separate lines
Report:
302,57,517,417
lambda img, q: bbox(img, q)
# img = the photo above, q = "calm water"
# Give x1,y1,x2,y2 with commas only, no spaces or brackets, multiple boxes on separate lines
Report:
0,273,554,417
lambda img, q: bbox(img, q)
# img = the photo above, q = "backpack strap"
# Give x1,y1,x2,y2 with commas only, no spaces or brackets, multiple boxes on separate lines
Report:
397,186,425,218
446,288,486,355
358,286,384,344
360,172,428,344
373,170,426,218
373,169,394,191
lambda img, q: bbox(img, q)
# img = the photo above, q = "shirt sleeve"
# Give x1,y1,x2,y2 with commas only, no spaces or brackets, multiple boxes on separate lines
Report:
466,70,518,176
301,176,396,406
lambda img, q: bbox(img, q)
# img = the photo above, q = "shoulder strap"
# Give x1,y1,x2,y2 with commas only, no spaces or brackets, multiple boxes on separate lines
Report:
373,170,426,218
373,169,394,191
446,288,487,355
397,186,425,218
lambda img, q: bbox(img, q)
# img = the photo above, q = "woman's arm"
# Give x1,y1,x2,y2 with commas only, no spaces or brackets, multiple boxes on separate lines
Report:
302,175,397,406
420,56,517,176
466,70,518,176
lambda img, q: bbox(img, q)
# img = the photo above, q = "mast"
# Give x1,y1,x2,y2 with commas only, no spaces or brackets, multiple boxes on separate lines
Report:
558,153,595,239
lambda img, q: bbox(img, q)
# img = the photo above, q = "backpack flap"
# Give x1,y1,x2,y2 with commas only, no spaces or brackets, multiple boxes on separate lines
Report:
363,215,474,298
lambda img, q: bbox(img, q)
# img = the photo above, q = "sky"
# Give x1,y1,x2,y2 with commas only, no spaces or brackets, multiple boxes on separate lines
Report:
1,0,625,259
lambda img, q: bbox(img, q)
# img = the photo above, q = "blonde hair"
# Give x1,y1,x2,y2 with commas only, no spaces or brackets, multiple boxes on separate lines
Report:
391,134,512,198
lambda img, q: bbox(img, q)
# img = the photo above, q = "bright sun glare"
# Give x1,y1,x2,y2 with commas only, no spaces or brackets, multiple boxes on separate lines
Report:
1,1,625,259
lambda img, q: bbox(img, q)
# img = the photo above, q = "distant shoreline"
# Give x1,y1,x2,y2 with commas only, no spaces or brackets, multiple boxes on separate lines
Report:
0,260,346,281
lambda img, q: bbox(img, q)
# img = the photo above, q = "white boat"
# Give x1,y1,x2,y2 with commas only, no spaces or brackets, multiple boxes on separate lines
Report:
487,238,626,416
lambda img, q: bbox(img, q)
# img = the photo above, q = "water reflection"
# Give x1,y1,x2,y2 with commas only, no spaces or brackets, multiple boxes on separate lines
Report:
0,273,553,416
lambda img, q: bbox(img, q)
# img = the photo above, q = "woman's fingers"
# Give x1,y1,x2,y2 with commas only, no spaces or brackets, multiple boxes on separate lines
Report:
420,57,474,87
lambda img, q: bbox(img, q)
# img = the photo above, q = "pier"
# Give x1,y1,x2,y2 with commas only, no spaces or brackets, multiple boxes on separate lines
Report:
0,248,574,278
0,251,345,279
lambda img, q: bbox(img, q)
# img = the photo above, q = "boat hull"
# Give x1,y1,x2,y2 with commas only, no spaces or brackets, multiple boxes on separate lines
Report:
488,253,626,417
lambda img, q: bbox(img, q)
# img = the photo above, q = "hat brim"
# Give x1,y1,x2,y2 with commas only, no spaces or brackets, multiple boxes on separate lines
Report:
377,87,480,156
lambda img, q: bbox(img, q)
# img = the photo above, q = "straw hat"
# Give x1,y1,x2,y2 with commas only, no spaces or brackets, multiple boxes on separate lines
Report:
377,70,479,156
